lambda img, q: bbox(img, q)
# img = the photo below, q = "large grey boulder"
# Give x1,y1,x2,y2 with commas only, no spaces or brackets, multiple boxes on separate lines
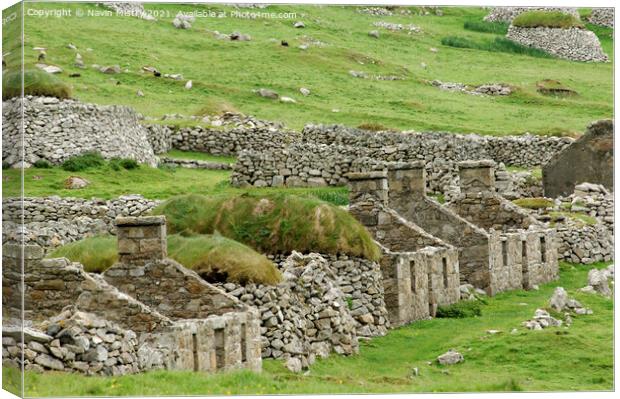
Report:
437,349,463,365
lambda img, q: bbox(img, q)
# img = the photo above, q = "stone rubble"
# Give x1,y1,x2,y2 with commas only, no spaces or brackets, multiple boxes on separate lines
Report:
437,350,463,365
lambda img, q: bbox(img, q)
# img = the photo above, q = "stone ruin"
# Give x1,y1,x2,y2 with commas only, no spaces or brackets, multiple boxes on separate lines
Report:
484,7,580,23
346,160,559,325
2,216,262,375
347,171,460,325
543,119,613,198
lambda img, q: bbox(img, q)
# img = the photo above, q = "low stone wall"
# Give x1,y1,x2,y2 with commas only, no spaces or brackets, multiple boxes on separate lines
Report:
484,7,579,23
589,8,614,28
302,125,572,167
556,222,613,264
2,97,158,167
506,26,609,62
145,124,301,156
158,157,232,170
2,195,159,225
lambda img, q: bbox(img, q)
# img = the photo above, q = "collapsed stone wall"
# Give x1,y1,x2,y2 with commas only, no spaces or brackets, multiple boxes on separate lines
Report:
589,8,614,28
506,26,609,62
484,7,579,23
2,97,159,167
215,252,378,370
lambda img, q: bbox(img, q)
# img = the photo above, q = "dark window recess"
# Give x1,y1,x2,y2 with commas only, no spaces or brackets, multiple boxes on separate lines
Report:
502,240,508,266
410,260,416,293
540,236,546,262
214,328,225,369
442,257,449,289
240,323,247,363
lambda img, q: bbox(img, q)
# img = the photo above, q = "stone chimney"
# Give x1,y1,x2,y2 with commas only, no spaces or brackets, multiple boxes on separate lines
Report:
115,216,167,265
386,161,426,200
347,171,389,205
457,160,496,194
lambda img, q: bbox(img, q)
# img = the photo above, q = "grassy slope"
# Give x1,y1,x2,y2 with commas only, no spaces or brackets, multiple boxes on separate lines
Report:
1,164,348,203
4,262,612,396
8,3,613,135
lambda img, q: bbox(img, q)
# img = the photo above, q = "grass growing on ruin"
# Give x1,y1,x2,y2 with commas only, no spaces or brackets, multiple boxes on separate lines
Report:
440,36,553,59
463,20,509,35
2,69,72,100
163,150,236,164
8,261,612,395
512,197,554,210
47,233,281,285
152,193,381,260
512,11,585,29
5,3,612,136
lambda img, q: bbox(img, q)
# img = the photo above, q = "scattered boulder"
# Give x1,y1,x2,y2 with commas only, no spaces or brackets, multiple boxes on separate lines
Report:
136,90,144,97
172,12,194,29
368,30,380,38
230,32,251,41
293,21,305,28
437,350,463,365
299,87,310,96
64,176,90,189
257,88,279,99
549,287,569,311
184,80,193,90
35,64,62,74
99,65,121,74
586,268,612,297
285,357,302,373
280,96,296,104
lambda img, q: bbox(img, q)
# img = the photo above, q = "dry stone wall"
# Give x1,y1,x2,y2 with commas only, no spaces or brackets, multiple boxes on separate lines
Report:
506,26,609,62
145,124,301,156
589,8,614,28
2,97,159,167
484,7,579,23
232,125,571,194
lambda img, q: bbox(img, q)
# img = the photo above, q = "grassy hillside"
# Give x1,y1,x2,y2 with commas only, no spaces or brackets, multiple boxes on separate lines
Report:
4,261,612,395
5,3,613,135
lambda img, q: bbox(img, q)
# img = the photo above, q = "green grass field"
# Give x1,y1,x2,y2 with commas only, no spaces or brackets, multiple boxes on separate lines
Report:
3,3,613,135
3,261,613,396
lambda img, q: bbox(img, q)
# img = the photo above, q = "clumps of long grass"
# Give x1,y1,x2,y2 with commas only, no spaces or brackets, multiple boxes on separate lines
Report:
441,36,553,58
512,11,584,29
463,20,509,34
151,193,381,260
2,69,71,100
61,152,140,172
47,233,282,285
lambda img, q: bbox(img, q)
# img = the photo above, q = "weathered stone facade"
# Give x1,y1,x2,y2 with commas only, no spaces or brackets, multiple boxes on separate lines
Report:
543,120,613,197
447,161,559,289
347,171,460,325
506,26,609,63
2,216,262,375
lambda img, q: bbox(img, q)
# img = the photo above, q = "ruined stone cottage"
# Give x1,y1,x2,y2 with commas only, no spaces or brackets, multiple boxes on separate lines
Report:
2,216,261,375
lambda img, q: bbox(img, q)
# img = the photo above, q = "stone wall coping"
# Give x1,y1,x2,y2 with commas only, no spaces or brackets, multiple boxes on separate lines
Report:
346,171,387,180
115,215,166,226
458,160,496,169
385,161,425,170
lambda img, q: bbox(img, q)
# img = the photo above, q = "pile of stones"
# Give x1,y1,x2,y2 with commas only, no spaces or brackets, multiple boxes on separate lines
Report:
3,308,142,376
172,12,194,29
430,80,512,96
372,21,420,33
158,157,233,170
458,284,488,301
522,308,563,330
357,7,394,16
214,252,388,372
